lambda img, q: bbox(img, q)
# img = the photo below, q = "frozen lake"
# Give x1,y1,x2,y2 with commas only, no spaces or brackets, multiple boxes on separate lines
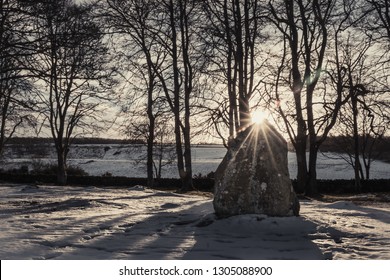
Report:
0,144,389,179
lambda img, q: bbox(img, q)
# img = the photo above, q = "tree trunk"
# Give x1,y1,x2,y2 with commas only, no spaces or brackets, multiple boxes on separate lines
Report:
295,139,307,194
0,99,8,157
146,63,155,188
57,149,67,185
365,161,370,180
157,146,162,180
353,157,362,192
286,0,307,194
294,103,307,194
178,0,194,192
234,0,250,129
306,82,319,196
352,95,362,192
168,0,187,191
223,0,235,141
146,114,155,188
306,144,319,196
182,126,193,192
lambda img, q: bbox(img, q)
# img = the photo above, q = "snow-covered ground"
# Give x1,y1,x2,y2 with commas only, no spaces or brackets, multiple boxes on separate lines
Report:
1,144,389,179
0,183,389,260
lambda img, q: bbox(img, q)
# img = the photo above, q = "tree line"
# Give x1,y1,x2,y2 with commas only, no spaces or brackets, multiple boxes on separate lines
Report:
1,0,389,194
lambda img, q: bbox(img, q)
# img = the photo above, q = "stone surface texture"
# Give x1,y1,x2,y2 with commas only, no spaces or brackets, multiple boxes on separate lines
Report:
213,122,299,217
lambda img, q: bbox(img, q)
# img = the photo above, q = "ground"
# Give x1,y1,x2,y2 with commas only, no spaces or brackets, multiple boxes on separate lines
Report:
0,183,389,260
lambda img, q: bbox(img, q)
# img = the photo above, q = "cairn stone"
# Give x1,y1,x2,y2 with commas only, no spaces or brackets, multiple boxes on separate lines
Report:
213,121,300,217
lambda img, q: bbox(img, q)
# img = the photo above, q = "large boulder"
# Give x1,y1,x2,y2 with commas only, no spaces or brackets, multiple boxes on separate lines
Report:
213,121,299,217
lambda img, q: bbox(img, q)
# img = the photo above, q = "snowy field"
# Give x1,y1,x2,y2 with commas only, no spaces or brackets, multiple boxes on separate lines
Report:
1,144,389,179
0,183,389,260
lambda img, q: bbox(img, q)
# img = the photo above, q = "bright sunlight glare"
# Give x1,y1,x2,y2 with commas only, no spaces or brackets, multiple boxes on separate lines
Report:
251,110,267,124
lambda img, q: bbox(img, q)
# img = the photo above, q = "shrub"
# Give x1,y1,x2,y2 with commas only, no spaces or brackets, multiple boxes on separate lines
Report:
7,165,29,174
102,171,113,177
20,165,29,174
193,171,215,179
67,165,89,176
30,162,88,176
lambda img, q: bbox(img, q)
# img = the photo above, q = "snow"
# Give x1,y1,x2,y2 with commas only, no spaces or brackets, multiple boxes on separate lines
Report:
1,144,389,179
0,183,389,260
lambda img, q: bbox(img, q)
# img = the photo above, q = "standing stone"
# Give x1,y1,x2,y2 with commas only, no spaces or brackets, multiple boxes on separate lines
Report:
213,121,299,217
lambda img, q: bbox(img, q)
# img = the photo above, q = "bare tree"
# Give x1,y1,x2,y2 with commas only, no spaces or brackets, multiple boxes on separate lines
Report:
155,0,190,191
336,97,388,184
104,0,167,188
126,112,176,180
151,120,176,179
330,35,389,188
202,0,265,143
104,0,204,191
32,0,111,184
317,0,390,190
366,0,390,40
0,0,36,156
266,0,355,195
148,0,206,191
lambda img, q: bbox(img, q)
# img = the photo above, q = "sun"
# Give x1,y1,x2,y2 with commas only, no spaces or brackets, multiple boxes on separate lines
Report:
251,110,267,124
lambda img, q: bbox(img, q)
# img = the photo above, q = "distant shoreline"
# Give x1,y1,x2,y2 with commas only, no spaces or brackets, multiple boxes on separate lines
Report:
5,137,225,146
5,136,390,162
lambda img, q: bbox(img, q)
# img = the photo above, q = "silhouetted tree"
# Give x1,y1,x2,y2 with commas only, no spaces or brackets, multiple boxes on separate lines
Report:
104,0,205,191
154,0,198,191
126,113,176,180
366,0,390,40
0,0,36,156
329,35,389,188
267,0,354,195
202,0,265,144
319,0,390,190
105,0,164,188
31,0,111,184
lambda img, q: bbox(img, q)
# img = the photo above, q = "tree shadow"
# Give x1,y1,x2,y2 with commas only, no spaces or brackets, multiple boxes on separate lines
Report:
42,204,325,260
182,214,325,260
302,200,390,259
0,188,210,259
317,201,390,224
1,186,326,260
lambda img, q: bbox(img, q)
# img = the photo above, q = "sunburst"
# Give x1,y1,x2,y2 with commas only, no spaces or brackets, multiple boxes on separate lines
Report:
251,110,267,124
